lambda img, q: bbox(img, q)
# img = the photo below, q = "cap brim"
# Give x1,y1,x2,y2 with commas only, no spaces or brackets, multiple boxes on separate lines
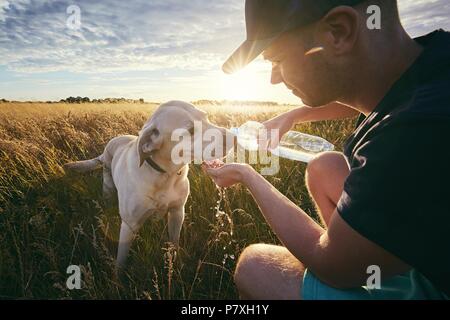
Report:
222,37,278,74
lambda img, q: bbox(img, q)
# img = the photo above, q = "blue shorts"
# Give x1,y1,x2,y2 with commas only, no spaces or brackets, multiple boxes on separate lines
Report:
302,269,448,300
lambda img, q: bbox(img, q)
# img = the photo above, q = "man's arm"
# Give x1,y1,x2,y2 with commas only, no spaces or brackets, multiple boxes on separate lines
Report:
241,166,410,288
262,102,360,149
288,102,361,123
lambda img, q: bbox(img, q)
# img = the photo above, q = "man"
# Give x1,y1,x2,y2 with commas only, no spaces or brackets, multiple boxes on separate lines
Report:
203,0,450,299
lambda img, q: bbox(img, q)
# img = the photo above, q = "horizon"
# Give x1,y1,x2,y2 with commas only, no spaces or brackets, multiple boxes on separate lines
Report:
0,97,295,106
0,0,449,104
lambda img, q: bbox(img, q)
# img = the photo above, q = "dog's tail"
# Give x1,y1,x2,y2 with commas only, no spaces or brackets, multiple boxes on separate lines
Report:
64,155,103,173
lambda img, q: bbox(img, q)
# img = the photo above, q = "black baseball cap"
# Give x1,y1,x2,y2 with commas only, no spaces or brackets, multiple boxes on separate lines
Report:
222,0,366,74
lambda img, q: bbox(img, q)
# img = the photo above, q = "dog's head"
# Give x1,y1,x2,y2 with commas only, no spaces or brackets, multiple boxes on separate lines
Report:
137,101,235,167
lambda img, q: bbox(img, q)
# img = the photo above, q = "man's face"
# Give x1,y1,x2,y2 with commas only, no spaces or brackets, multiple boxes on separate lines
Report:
263,27,341,107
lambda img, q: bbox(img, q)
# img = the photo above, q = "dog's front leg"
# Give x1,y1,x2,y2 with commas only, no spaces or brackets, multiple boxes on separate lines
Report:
116,221,136,269
168,206,185,247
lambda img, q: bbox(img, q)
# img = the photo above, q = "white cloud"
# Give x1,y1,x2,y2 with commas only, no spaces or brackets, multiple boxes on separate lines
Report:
0,0,245,73
0,0,447,74
398,0,450,36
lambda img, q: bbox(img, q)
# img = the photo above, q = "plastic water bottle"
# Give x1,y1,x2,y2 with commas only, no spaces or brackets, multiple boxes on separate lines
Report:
230,121,334,163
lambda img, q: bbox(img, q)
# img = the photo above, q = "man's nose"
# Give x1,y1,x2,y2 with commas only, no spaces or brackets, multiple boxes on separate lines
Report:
270,65,283,85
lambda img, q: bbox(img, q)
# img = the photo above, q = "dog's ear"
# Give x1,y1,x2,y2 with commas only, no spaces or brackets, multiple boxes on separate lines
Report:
137,123,163,167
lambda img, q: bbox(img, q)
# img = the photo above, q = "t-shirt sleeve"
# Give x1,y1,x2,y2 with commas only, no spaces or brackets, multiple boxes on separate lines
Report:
336,116,450,272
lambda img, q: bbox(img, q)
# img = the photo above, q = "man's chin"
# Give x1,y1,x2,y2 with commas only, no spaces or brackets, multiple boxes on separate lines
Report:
302,100,321,107
291,89,302,97
292,90,314,106
292,89,310,101
293,91,329,108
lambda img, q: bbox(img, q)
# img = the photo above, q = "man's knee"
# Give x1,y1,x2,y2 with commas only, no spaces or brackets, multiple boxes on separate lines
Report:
234,244,305,299
234,244,265,289
234,243,284,296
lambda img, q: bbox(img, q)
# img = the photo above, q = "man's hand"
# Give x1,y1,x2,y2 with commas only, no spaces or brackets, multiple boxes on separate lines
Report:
261,111,295,150
202,160,253,188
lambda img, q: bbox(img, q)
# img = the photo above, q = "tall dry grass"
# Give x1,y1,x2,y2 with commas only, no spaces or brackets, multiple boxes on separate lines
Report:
0,102,356,299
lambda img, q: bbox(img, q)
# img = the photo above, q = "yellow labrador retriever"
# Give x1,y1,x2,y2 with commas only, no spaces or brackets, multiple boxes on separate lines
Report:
64,101,234,268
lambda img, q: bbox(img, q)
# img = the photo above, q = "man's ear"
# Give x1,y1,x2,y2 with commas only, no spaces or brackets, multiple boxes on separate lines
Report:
137,123,163,167
317,6,360,55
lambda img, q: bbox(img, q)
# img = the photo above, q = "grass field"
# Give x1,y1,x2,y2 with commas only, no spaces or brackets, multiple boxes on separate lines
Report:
0,101,357,299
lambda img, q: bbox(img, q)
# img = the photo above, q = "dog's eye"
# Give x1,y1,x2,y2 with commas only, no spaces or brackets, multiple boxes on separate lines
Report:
152,129,160,136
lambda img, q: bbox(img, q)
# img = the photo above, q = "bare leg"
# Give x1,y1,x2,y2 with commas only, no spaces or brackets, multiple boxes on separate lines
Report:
234,244,305,300
234,152,349,300
305,151,350,227
233,152,349,300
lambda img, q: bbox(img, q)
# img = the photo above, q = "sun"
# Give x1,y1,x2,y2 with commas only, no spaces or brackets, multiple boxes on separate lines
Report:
219,63,270,101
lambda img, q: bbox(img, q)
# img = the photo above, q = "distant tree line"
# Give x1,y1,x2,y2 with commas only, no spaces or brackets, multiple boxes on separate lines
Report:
0,98,288,106
60,97,145,104
0,97,146,104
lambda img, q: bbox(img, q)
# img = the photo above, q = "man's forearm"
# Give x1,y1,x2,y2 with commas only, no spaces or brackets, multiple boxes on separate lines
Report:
242,167,325,267
289,102,360,124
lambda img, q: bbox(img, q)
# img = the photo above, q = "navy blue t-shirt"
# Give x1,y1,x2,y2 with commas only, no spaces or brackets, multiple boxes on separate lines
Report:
336,30,450,296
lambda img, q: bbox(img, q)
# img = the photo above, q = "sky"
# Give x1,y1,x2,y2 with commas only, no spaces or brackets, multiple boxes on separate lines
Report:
0,0,449,104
